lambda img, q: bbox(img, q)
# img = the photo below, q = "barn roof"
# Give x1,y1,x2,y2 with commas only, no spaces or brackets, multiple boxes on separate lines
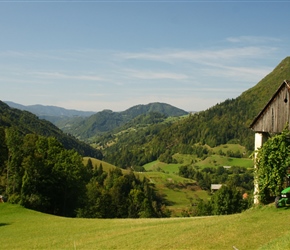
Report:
250,80,290,132
211,184,222,190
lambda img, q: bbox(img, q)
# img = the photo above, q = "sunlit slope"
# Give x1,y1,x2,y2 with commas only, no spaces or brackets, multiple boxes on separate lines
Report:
1,204,289,249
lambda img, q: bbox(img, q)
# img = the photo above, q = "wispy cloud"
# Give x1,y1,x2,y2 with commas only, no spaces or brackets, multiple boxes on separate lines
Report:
117,46,276,64
226,36,281,44
30,71,104,81
199,62,272,83
123,69,188,80
0,38,282,112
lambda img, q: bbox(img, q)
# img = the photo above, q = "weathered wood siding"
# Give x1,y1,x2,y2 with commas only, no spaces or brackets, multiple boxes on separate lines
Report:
251,82,290,133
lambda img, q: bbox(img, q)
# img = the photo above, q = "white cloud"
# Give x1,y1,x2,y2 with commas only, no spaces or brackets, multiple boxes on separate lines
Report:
123,69,188,80
30,71,104,81
200,63,272,83
117,46,276,64
226,36,281,44
0,40,282,112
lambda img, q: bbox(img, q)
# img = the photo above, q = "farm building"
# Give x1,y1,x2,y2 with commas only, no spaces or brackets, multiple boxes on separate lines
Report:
250,79,290,203
211,184,222,192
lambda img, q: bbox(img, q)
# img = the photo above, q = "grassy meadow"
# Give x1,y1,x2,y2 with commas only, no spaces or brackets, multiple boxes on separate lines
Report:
1,203,290,249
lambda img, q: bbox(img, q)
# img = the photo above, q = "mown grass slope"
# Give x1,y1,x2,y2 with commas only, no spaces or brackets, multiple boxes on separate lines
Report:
0,203,289,249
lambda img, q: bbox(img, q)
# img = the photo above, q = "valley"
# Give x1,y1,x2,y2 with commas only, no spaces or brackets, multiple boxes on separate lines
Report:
1,57,290,220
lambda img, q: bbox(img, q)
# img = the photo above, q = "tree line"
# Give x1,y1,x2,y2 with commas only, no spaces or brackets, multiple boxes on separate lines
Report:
0,127,168,218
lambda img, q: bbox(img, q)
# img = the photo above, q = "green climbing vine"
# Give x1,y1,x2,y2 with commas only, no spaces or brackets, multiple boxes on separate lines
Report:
255,128,290,204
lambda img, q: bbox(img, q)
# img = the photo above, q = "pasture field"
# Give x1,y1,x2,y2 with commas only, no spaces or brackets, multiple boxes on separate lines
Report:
138,170,208,216
195,154,254,169
212,143,248,155
142,161,209,215
83,157,120,173
143,160,181,174
1,203,290,249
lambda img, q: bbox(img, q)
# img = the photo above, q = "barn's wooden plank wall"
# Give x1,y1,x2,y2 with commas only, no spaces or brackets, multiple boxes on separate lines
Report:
251,80,290,133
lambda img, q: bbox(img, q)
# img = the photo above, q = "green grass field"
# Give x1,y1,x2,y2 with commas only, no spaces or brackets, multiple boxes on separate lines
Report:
212,143,248,155
195,154,254,169
142,160,209,215
138,170,208,216
1,203,290,249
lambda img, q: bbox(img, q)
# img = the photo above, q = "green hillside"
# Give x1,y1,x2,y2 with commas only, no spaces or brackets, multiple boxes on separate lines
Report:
0,101,102,159
1,203,289,249
239,56,290,115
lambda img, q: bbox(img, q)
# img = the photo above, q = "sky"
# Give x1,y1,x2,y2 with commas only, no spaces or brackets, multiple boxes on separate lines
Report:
0,1,290,112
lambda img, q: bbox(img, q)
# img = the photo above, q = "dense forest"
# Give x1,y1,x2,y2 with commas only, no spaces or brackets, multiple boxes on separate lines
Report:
0,128,168,218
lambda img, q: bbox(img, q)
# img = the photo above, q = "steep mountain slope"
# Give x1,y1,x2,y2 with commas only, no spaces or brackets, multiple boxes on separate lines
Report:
60,102,188,139
102,57,290,168
0,101,102,159
239,56,290,115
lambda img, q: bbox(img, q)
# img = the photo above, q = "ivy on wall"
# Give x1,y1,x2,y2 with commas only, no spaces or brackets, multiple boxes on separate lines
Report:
255,128,290,203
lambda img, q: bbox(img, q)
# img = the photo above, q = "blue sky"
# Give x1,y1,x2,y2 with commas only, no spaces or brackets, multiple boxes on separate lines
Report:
0,1,289,112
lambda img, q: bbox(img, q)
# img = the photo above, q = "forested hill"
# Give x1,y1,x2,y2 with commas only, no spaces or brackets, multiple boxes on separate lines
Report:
124,102,188,117
102,57,290,168
0,101,102,159
59,102,188,139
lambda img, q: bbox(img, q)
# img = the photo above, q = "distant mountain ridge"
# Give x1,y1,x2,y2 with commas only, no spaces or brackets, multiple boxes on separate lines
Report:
5,101,95,124
4,101,188,139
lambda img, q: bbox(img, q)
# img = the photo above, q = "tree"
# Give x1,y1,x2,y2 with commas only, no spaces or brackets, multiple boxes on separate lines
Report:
192,199,212,216
5,127,24,198
128,189,145,218
211,185,243,215
255,129,290,203
19,134,88,217
0,127,8,194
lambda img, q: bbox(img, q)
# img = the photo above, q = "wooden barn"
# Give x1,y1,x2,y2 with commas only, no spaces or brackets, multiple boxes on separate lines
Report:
250,79,290,203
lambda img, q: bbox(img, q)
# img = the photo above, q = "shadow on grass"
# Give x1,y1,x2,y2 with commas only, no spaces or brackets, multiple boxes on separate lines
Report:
0,223,10,227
